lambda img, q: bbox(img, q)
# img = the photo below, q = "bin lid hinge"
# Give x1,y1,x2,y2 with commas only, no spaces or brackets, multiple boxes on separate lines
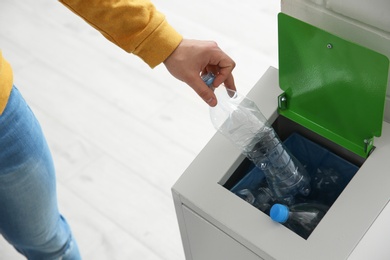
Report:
278,93,288,110
364,137,375,155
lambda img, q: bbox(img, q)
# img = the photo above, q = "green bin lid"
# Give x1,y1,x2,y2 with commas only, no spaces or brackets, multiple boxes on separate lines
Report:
278,13,389,158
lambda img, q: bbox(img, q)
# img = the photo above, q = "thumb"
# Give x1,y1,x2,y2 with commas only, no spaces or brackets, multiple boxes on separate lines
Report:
187,76,218,107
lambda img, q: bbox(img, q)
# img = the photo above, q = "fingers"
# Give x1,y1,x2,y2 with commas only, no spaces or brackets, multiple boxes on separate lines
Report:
205,52,236,91
188,75,218,107
213,71,236,92
163,39,236,106
191,58,235,107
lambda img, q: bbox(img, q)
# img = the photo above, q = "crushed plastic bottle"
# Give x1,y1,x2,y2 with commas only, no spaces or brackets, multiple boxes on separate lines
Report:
236,185,297,213
235,189,256,204
270,202,329,239
202,72,311,203
310,167,345,206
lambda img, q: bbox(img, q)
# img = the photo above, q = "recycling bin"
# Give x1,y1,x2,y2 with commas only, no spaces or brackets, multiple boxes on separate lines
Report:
172,1,390,259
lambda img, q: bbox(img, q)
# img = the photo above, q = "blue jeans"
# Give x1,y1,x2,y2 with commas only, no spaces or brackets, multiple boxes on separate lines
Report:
0,87,81,259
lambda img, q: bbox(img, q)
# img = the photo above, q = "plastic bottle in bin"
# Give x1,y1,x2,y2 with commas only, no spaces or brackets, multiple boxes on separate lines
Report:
202,72,311,203
311,167,345,206
236,189,256,204
270,202,329,239
235,185,301,213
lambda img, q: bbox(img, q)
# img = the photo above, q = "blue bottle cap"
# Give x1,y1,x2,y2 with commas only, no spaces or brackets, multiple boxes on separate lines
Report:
270,204,289,223
201,72,215,88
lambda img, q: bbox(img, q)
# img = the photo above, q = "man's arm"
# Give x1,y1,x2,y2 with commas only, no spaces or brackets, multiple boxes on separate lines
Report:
59,0,182,68
59,0,235,106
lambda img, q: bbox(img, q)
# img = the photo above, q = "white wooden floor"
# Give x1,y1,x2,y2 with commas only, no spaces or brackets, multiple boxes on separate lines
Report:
0,0,279,259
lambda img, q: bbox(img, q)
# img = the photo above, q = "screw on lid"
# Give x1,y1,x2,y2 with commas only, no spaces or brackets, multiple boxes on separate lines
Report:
201,72,215,87
270,204,289,223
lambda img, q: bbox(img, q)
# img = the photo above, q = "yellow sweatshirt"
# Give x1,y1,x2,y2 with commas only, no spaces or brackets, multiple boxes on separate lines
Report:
0,0,183,115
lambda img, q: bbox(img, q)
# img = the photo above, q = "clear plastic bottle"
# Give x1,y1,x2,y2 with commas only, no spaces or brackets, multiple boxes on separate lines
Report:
202,72,311,203
235,186,291,213
235,189,256,204
270,202,329,239
310,167,344,206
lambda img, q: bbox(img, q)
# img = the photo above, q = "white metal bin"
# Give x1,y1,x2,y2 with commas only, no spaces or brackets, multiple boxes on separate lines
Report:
172,1,390,259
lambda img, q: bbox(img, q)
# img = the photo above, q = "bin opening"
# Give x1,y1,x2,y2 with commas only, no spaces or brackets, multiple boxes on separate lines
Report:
222,115,363,239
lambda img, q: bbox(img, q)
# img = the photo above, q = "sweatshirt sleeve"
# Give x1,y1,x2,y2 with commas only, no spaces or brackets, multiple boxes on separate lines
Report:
59,0,183,68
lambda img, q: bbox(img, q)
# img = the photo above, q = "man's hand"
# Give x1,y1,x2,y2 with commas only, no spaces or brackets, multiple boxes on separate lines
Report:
163,39,236,107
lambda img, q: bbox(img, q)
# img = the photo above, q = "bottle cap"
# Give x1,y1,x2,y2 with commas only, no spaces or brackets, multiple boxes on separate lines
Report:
201,72,215,88
270,204,289,223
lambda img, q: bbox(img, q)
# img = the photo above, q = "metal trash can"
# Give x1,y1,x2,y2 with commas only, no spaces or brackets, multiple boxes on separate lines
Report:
172,1,390,259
